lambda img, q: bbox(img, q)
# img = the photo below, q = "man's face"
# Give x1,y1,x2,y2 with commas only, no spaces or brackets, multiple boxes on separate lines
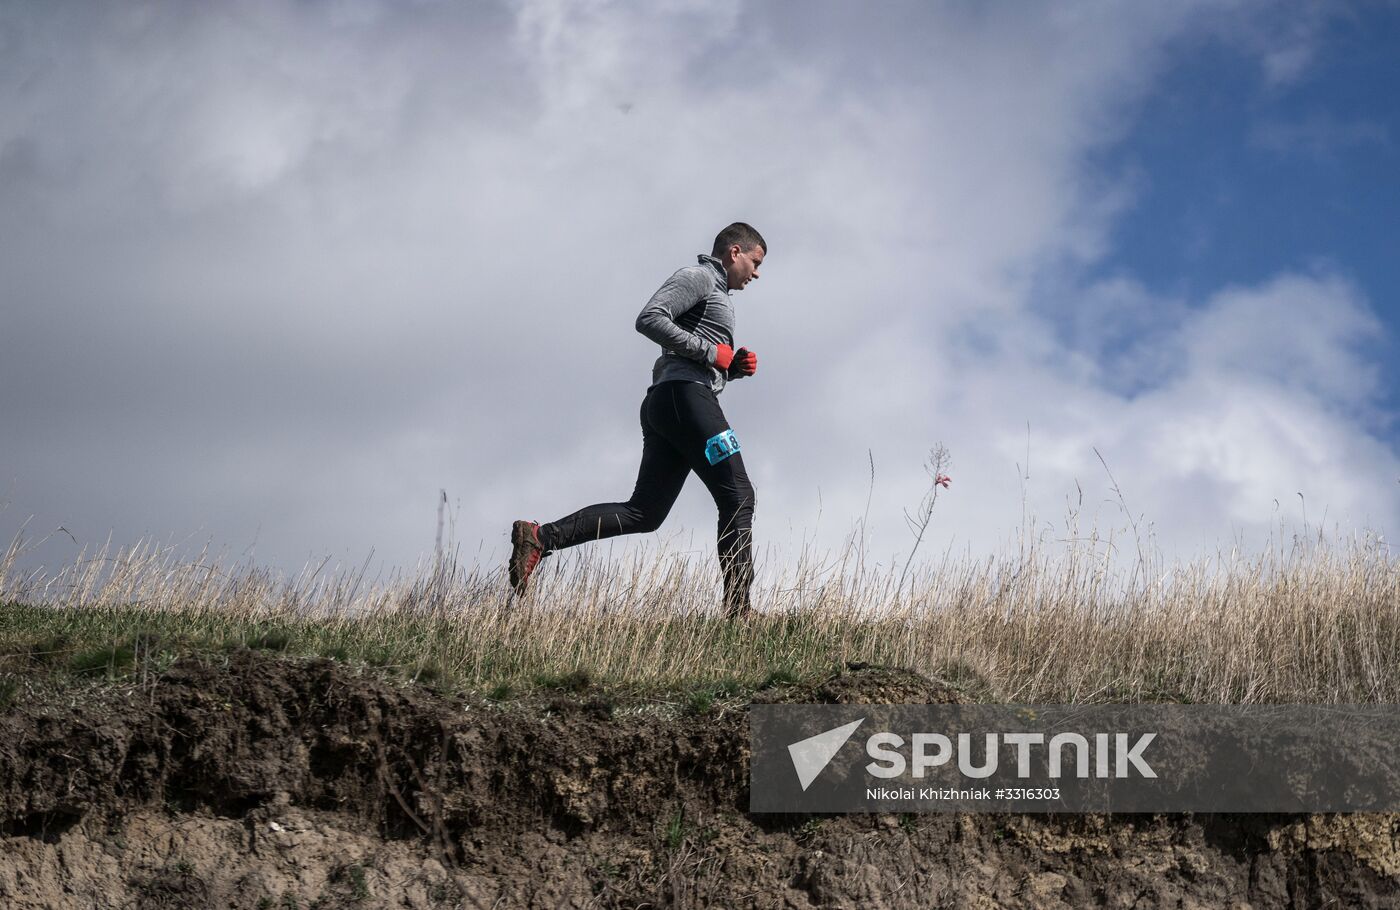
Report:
723,243,764,291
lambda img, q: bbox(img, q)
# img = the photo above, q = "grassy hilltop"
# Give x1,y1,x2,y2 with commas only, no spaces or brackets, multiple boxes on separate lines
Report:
4,528,1397,706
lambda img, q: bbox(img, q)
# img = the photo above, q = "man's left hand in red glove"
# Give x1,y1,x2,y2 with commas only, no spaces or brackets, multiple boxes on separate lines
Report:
727,346,758,379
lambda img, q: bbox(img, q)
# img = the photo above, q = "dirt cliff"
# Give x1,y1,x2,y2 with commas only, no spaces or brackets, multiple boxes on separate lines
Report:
2,651,1396,908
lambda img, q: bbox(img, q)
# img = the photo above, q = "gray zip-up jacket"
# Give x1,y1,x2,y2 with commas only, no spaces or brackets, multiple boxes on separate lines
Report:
636,254,738,395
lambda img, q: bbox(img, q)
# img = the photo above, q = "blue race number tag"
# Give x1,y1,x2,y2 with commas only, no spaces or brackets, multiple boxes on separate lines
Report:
704,429,741,465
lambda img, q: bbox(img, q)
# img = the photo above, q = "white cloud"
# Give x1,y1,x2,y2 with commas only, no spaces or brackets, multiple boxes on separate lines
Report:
1178,274,1384,407
930,272,1398,564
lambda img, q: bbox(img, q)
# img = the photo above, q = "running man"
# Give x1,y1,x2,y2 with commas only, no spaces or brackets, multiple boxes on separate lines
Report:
509,223,766,618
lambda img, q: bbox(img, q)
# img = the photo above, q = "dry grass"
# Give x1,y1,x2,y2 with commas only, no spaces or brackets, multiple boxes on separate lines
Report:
1,519,1397,704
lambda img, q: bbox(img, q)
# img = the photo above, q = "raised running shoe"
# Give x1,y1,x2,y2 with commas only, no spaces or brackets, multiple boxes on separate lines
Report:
509,520,547,596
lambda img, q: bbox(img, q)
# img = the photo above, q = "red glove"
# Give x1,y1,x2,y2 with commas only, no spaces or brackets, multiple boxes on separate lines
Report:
731,347,758,377
713,344,735,370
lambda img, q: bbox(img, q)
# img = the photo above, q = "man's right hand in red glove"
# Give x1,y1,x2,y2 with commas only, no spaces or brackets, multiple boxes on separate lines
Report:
730,347,757,377
713,344,735,370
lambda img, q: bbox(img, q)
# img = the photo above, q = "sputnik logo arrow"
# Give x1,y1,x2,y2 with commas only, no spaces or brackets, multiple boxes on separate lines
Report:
788,718,865,791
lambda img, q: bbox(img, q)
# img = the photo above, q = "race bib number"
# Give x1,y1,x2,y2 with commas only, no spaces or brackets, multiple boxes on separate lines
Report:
704,429,741,465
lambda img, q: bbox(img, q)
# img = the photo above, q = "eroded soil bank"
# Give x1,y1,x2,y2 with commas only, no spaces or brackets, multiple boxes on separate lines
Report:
2,651,1397,908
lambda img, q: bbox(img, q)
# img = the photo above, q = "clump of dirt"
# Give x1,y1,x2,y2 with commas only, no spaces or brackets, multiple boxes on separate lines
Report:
1,651,1396,908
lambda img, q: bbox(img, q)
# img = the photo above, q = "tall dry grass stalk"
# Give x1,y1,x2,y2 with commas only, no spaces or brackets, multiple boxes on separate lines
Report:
2,518,1396,703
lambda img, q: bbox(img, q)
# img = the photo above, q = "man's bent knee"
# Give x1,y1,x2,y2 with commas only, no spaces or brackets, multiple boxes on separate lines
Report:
632,506,670,534
722,489,755,524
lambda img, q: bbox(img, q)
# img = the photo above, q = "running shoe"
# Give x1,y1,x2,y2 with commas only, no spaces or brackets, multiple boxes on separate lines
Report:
509,520,546,596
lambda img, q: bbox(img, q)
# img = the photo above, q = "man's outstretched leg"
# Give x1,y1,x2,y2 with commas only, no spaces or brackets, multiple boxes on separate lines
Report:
509,393,690,597
510,380,756,615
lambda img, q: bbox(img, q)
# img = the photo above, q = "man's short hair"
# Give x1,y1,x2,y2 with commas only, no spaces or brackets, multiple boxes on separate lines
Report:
712,222,767,259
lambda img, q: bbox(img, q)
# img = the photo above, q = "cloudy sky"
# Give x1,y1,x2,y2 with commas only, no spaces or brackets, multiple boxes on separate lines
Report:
3,0,1398,583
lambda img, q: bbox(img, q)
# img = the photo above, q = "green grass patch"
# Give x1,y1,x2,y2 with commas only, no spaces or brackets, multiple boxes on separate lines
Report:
24,632,74,666
70,640,137,676
681,675,745,716
248,629,294,652
683,690,714,716
663,806,686,852
759,666,800,689
533,667,594,693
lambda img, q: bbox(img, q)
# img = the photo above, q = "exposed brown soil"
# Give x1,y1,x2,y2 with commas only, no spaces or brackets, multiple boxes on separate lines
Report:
1,651,1397,908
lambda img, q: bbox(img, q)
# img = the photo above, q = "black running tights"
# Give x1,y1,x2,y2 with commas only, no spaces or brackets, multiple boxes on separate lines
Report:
537,380,755,613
